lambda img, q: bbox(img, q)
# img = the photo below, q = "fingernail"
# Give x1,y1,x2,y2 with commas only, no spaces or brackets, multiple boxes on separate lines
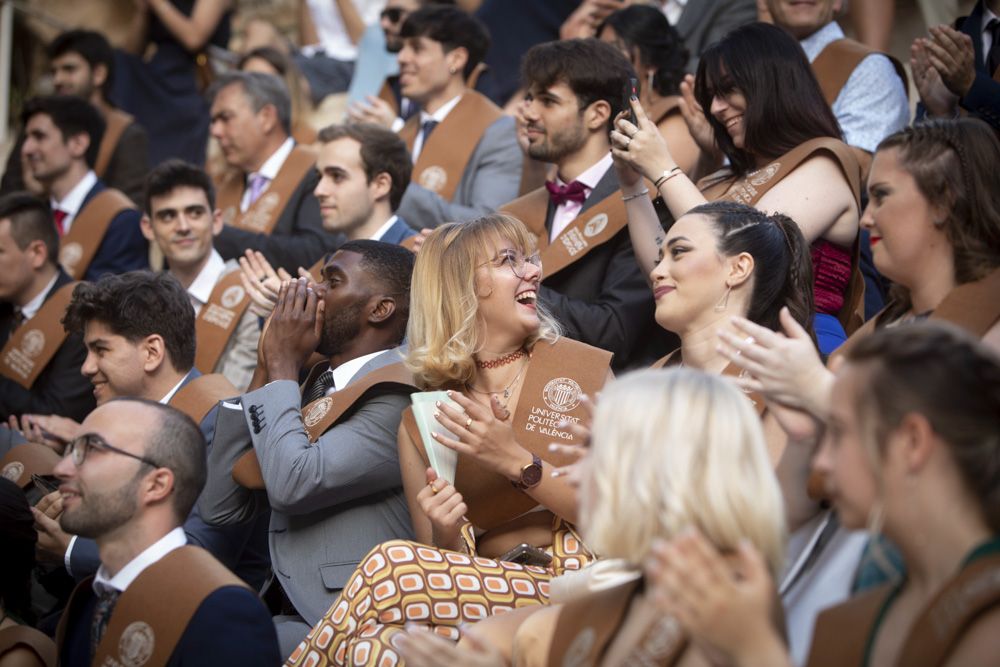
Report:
435,401,441,408
446,390,454,397
551,469,564,478
433,411,440,419
555,420,567,428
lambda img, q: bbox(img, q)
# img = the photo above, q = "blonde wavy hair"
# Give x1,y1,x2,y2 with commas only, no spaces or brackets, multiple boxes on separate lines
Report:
581,369,787,578
406,214,561,389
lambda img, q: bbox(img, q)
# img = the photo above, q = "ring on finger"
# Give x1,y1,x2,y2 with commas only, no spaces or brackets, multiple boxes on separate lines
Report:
430,483,439,495
624,137,632,149
465,417,473,429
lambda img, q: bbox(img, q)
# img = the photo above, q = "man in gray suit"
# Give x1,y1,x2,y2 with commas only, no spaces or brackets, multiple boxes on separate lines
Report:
200,240,416,657
394,6,522,230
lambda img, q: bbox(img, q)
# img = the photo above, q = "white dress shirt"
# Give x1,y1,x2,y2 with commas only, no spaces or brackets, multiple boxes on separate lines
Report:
549,153,613,243
19,273,59,321
328,348,388,396
50,170,98,233
661,0,687,25
92,527,187,596
185,250,228,314
369,215,399,242
240,138,296,213
411,94,463,162
982,6,999,65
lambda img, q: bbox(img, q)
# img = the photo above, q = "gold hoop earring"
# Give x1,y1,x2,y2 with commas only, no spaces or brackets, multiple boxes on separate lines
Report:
713,285,732,312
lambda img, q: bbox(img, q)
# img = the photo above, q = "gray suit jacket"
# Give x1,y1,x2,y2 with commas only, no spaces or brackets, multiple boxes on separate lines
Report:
396,114,522,230
200,349,414,626
676,0,757,72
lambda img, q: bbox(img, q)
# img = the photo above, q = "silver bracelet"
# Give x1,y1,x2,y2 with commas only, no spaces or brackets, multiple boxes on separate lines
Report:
621,187,650,202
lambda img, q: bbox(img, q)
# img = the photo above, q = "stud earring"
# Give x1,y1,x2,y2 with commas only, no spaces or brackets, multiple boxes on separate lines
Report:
714,285,732,312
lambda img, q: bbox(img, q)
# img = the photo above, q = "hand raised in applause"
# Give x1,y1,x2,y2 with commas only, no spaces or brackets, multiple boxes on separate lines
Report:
239,249,295,318
678,74,718,156
415,468,468,552
911,37,960,118
262,278,325,382
924,25,976,98
346,96,398,129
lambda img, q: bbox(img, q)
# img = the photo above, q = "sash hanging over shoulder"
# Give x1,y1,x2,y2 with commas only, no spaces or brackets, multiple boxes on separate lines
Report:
399,91,503,203
94,109,135,180
169,373,238,425
193,270,253,375
233,361,417,489
811,38,909,106
60,190,136,279
216,145,317,235
0,281,77,389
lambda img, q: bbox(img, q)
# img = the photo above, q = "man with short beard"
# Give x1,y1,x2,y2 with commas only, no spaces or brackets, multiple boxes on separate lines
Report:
501,39,672,370
53,399,278,666
200,240,416,657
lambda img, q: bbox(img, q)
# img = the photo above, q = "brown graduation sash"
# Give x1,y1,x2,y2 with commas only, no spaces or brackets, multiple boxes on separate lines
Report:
399,91,503,203
57,546,248,667
232,360,417,489
404,337,612,530
377,78,399,116
0,281,77,389
811,38,909,106
500,186,633,280
193,269,253,376
94,109,135,180
0,625,57,667
215,145,317,234
169,373,238,425
60,189,136,279
0,442,63,488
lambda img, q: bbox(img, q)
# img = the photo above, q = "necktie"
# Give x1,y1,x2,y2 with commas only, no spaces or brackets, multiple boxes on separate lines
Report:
420,119,438,144
988,19,1000,76
545,180,588,207
302,369,335,407
246,173,271,207
90,588,121,659
52,209,68,236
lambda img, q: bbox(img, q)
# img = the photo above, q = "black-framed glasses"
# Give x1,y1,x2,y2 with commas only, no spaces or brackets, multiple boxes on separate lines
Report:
480,249,543,280
380,7,405,23
64,433,161,469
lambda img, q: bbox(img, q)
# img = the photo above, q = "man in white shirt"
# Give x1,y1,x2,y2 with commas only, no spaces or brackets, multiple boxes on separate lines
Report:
53,398,279,666
140,160,260,391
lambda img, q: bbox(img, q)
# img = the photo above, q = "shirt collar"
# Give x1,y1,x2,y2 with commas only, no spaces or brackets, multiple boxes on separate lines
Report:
92,527,187,596
20,273,60,321
419,94,463,125
185,250,228,307
160,370,193,405
51,170,98,217
370,215,399,242
984,6,999,32
331,349,389,392
252,137,296,182
557,153,614,190
799,21,844,61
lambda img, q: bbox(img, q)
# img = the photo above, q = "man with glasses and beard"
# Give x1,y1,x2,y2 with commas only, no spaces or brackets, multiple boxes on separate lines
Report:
54,398,278,666
200,240,416,657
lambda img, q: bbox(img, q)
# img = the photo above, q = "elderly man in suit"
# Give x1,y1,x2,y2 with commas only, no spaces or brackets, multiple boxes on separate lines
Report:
200,240,416,657
54,398,279,666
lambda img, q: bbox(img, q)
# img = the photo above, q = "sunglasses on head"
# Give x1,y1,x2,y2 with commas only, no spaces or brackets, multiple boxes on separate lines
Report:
381,7,405,23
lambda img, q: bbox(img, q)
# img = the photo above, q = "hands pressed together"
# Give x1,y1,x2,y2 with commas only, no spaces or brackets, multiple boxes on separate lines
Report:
911,24,977,118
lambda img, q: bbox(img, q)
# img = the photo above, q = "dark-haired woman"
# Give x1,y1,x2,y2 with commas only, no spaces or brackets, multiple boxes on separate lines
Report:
597,6,701,177
615,22,862,354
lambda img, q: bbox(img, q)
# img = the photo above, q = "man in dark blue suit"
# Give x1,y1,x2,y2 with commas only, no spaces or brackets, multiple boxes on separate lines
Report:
313,123,416,246
54,398,278,666
21,96,148,281
29,272,268,589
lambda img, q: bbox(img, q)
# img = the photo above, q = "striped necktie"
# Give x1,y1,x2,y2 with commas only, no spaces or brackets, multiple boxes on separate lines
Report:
90,588,121,659
302,369,335,407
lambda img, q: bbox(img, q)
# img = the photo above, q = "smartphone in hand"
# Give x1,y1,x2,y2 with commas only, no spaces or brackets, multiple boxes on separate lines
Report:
622,77,639,125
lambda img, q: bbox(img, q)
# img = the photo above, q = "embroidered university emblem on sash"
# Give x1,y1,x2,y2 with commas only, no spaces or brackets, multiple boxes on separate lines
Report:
117,621,155,667
750,163,781,186
60,242,84,274
1,461,23,482
21,330,44,358
583,213,608,238
3,329,46,380
241,193,281,232
304,397,333,427
220,285,245,309
418,166,448,193
559,229,588,257
543,377,582,413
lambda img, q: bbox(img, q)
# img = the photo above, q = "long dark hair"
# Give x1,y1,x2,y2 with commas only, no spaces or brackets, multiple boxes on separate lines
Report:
598,5,688,97
694,22,842,176
691,200,816,337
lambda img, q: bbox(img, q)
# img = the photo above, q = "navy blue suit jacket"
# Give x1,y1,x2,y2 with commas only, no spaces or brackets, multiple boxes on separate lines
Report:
59,583,279,666
78,181,149,282
379,216,417,245
955,2,1000,129
68,370,270,589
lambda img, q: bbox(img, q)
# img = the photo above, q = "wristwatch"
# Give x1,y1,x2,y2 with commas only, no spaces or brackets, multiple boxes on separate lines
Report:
512,454,544,491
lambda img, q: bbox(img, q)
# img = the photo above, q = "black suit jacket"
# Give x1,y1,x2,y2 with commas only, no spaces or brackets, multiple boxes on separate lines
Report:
539,169,677,371
955,2,1000,130
0,269,95,422
59,582,279,666
213,164,342,273
79,181,150,281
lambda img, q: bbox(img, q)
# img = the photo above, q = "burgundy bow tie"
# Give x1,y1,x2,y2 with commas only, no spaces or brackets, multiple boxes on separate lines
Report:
545,180,588,207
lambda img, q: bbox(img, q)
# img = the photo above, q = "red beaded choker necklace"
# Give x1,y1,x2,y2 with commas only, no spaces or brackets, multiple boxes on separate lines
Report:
475,348,527,369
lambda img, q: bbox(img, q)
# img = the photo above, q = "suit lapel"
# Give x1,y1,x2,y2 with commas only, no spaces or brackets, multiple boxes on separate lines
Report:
579,167,620,215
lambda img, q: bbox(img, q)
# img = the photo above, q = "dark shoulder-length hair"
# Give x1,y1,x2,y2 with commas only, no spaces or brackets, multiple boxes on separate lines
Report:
694,22,842,176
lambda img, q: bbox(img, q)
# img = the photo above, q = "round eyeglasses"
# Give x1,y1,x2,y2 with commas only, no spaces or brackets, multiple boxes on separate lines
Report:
482,249,543,280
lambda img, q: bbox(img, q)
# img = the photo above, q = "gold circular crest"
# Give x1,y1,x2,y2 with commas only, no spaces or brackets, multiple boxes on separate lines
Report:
60,242,84,271
118,621,155,667
220,285,246,309
583,213,608,238
21,329,45,358
304,397,333,427
418,166,448,194
562,627,595,667
749,163,781,186
1,461,24,483
543,377,582,413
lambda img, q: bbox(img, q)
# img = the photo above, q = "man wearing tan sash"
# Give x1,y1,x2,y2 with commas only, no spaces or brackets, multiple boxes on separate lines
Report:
0,194,94,424
141,161,260,392
208,72,338,273
21,96,149,282
0,30,150,204
54,398,279,666
200,241,415,657
393,7,522,231
502,40,672,370
29,272,269,590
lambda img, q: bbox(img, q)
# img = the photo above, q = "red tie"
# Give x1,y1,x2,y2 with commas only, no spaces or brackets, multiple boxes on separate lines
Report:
545,180,588,207
52,209,67,237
